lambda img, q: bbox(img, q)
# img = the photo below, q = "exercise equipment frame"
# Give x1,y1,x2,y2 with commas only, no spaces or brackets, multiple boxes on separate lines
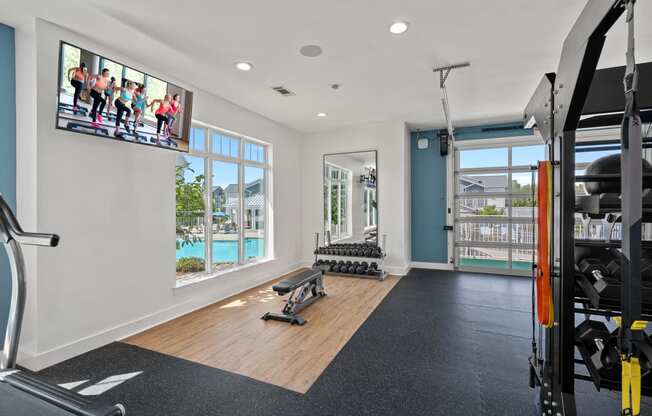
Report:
524,1,652,414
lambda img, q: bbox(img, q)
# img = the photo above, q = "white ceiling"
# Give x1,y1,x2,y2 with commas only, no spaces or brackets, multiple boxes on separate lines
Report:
5,0,652,133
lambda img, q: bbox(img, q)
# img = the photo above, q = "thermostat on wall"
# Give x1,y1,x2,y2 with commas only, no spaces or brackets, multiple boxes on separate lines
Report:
417,138,429,150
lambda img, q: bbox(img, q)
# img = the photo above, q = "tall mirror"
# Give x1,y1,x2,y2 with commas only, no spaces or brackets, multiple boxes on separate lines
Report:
323,151,378,244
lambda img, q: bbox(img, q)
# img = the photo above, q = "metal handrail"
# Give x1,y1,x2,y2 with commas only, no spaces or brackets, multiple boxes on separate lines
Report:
0,194,58,370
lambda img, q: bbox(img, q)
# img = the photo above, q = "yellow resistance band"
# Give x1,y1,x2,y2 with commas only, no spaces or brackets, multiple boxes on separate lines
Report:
615,318,648,416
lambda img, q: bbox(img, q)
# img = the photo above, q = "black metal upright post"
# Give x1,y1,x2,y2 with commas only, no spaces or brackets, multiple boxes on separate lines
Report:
556,129,578,415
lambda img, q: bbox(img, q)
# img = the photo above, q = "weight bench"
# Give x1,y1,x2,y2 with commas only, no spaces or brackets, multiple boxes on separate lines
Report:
262,268,326,325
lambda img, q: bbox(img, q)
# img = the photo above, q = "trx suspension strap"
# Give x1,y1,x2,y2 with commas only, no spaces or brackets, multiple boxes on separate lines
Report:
536,161,553,328
620,1,645,415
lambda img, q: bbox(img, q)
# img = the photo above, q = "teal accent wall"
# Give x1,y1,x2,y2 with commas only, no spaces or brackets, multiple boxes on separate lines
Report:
0,23,16,344
410,122,533,263
411,130,448,263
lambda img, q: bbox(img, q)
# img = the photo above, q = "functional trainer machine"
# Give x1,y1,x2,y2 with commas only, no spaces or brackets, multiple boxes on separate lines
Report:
0,194,126,416
261,268,327,326
524,1,652,415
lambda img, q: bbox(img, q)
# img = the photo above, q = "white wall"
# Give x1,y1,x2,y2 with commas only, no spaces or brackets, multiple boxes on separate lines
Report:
300,121,410,275
17,19,303,369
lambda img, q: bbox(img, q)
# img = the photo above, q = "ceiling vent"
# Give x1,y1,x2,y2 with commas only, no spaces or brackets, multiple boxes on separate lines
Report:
272,86,296,96
481,125,523,133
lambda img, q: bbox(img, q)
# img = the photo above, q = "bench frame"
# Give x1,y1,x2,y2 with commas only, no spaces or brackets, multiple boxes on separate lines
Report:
261,269,326,325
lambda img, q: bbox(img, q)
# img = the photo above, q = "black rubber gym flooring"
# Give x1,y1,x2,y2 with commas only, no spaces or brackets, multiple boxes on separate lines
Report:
32,269,652,415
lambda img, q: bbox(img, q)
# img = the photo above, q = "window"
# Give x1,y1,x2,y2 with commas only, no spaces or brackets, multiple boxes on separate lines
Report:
60,43,81,96
212,132,240,158
244,142,265,162
144,75,168,120
124,67,145,85
176,125,271,281
454,142,544,274
364,188,377,228
324,163,352,241
176,155,207,274
100,58,123,84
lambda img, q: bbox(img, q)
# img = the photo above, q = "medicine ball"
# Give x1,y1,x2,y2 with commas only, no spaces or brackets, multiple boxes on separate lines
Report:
584,154,652,195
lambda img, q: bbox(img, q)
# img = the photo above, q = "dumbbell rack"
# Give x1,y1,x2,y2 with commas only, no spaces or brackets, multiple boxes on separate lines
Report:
313,233,388,281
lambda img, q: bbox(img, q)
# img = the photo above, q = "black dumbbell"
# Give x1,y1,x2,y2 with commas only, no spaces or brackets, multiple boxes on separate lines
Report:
578,258,610,294
576,320,614,374
361,261,369,268
355,265,366,274
606,250,652,281
347,266,357,274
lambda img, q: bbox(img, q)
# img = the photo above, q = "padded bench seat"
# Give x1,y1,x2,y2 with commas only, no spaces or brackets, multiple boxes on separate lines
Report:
262,268,326,325
273,269,322,295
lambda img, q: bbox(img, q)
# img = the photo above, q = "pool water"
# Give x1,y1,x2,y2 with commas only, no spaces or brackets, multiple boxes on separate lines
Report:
176,238,265,262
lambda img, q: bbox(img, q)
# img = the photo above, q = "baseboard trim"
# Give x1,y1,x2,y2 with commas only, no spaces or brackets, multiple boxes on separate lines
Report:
384,265,410,276
410,261,454,271
20,262,303,371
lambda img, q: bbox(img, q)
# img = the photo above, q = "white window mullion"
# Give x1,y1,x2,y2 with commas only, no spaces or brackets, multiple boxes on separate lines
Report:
507,145,513,270
239,140,245,264
205,155,213,274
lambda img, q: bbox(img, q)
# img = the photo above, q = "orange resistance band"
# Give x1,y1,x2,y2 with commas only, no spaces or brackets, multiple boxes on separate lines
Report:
536,161,554,328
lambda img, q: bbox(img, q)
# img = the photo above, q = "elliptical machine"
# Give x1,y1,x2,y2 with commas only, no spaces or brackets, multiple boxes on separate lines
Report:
0,194,126,416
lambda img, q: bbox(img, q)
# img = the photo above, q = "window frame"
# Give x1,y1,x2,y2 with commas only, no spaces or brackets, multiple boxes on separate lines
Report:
453,138,543,276
324,162,352,242
176,123,271,283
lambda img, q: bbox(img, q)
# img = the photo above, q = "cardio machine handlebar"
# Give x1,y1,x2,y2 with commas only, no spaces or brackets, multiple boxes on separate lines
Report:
0,194,59,247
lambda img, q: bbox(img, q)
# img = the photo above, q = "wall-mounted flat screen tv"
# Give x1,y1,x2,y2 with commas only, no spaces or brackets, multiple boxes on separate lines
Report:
56,41,193,152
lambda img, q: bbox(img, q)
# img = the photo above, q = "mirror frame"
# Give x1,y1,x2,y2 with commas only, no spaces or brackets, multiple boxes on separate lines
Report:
322,150,379,246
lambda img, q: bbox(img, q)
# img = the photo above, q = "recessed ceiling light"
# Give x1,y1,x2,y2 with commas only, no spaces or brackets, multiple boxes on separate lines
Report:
300,45,323,58
235,62,253,71
389,21,409,34
317,112,327,117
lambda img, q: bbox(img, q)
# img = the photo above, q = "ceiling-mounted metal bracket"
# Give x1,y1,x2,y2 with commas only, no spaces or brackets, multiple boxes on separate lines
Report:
433,62,471,88
432,62,471,137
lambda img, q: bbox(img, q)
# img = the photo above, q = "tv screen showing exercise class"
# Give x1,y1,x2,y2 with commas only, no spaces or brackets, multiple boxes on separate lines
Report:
56,41,193,152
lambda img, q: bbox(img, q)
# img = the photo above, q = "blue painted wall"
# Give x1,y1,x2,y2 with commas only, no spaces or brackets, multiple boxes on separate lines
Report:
411,130,448,263
0,23,16,344
410,122,533,263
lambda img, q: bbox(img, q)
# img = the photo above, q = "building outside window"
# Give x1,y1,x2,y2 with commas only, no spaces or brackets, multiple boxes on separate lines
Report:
176,125,270,281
